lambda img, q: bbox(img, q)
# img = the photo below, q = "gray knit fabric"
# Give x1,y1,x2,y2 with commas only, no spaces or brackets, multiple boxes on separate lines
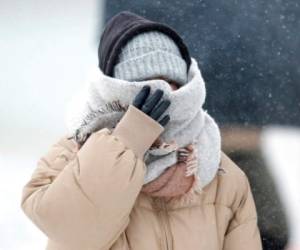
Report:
113,31,188,85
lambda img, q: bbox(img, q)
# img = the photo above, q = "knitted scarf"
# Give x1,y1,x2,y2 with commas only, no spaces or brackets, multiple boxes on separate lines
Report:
65,58,221,194
141,142,198,198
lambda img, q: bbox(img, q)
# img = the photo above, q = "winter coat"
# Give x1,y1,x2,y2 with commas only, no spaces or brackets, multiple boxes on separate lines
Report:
20,104,262,250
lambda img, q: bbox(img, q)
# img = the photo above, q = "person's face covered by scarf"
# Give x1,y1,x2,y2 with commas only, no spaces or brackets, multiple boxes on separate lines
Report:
153,77,180,91
112,31,197,200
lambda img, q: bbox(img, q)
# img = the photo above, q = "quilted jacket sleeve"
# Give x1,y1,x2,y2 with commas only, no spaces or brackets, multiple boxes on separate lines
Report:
20,104,164,250
223,173,263,250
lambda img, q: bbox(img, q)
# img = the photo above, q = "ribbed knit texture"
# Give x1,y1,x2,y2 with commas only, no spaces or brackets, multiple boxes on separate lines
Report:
113,31,188,85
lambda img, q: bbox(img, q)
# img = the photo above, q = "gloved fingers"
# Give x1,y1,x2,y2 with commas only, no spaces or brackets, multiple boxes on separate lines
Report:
142,89,164,114
132,85,150,109
158,114,170,126
150,99,171,120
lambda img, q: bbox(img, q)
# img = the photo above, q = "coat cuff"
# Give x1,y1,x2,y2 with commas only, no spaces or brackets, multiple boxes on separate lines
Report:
112,104,164,160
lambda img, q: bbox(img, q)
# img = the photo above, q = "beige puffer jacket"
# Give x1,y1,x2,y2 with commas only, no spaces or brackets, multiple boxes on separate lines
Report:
20,104,262,250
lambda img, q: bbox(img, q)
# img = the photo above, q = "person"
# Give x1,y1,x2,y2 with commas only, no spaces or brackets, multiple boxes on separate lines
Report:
20,11,262,250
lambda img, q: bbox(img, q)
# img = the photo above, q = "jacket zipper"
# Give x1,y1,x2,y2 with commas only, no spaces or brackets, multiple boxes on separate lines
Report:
155,198,173,250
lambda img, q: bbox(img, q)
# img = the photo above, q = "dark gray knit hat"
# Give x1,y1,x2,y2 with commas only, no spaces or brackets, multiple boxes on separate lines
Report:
98,11,191,84
113,31,188,85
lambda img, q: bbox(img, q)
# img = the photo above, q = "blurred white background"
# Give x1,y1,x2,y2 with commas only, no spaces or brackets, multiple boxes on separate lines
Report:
1,1,300,249
0,1,103,249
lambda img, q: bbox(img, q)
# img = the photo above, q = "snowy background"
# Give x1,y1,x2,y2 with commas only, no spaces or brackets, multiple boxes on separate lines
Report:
1,0,299,249
0,1,103,249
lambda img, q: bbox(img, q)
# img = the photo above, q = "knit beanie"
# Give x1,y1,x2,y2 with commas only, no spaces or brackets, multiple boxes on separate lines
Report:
113,31,188,86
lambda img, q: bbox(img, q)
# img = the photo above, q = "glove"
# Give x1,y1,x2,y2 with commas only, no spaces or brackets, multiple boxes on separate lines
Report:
73,85,171,147
132,85,171,127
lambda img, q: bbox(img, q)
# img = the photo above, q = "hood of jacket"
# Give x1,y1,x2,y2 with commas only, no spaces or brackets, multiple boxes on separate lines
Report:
98,11,191,77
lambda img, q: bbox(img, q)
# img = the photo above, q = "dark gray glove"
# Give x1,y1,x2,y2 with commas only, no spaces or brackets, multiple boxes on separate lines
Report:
132,85,171,127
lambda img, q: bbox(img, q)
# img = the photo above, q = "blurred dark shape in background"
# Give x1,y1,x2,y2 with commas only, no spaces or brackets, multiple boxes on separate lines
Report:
104,0,300,127
103,1,300,249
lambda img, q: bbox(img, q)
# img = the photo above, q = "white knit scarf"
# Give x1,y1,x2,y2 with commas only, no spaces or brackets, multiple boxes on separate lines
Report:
65,58,221,190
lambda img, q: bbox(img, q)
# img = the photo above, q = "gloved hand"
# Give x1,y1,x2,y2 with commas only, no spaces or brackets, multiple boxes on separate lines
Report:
132,85,171,127
73,85,171,147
